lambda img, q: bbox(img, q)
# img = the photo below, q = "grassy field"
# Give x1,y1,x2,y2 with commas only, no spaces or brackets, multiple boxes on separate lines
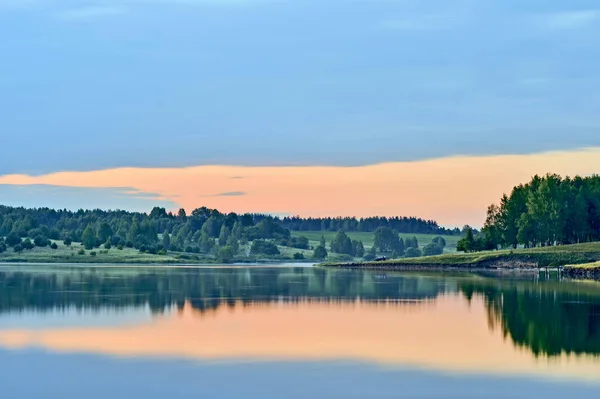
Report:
291,230,460,251
322,242,600,269
0,240,189,264
0,239,317,265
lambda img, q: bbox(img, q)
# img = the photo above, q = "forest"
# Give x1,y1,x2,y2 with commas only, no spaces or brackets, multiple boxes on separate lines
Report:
280,216,458,235
459,174,600,252
0,205,450,262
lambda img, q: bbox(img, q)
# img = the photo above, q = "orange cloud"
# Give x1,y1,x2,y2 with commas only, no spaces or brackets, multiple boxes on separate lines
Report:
1,147,600,226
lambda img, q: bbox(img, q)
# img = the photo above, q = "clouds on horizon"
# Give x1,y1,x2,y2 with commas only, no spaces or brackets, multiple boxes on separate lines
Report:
2,147,600,227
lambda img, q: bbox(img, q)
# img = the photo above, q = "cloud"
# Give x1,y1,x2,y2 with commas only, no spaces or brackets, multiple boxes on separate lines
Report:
55,6,126,20
2,148,600,227
0,184,176,211
532,10,600,31
214,191,246,197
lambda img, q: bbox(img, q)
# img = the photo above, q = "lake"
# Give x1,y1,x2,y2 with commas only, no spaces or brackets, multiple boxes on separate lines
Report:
1,264,600,398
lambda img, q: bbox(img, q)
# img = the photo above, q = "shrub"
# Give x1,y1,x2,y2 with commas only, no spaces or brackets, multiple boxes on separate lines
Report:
405,247,422,258
50,242,58,250
13,244,24,253
250,240,280,256
293,252,305,260
22,238,35,250
78,249,85,255
0,243,6,253
6,233,22,247
422,242,444,256
157,249,167,256
34,236,49,247
63,237,73,246
90,251,97,256
104,242,111,250
217,246,235,263
117,244,124,250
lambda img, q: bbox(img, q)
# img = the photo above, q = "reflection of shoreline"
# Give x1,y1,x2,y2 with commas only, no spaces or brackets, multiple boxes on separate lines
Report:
3,268,600,362
1,297,600,383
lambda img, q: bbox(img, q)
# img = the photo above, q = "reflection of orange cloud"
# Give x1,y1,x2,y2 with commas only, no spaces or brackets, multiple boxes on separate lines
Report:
1,296,599,382
2,148,600,226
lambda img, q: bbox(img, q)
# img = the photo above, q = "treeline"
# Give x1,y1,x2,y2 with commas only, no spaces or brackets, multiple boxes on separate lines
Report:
472,174,600,252
0,205,290,258
280,216,458,235
317,228,447,261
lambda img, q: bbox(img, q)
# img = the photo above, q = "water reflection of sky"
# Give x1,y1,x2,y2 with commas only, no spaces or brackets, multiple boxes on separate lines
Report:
2,297,600,385
1,267,600,397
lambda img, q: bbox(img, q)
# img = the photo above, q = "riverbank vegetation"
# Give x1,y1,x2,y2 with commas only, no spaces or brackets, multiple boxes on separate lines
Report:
322,242,600,270
468,174,600,252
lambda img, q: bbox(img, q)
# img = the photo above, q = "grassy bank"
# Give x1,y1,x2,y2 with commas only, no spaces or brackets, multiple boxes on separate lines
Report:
321,242,600,270
0,240,316,265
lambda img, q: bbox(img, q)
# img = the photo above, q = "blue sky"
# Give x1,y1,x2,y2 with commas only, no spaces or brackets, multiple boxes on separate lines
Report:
1,0,600,176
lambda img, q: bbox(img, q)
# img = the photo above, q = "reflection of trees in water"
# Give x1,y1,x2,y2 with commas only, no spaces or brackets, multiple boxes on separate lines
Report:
460,280,600,357
8,268,600,357
0,268,446,315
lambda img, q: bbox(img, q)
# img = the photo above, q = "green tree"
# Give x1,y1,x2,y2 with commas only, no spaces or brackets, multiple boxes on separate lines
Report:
82,226,97,250
5,232,21,247
313,245,328,260
199,232,215,253
354,240,365,257
162,230,171,250
320,235,326,247
457,227,476,253
405,247,422,258
217,246,236,263
22,238,35,250
33,235,49,247
226,234,239,253
432,236,446,248
422,242,443,256
97,222,113,244
218,225,230,246
330,230,354,255
250,240,280,256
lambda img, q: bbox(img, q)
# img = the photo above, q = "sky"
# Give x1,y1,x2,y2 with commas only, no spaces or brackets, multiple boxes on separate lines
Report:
1,0,600,226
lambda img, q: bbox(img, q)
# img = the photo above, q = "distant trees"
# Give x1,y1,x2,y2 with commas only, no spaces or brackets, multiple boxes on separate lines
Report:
280,216,458,235
331,231,353,255
329,230,365,257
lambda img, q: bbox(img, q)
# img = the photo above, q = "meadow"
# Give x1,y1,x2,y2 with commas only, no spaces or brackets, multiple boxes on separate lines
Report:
291,230,460,251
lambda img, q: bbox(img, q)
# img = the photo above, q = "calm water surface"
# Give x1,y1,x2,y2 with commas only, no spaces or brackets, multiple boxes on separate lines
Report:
1,265,600,398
